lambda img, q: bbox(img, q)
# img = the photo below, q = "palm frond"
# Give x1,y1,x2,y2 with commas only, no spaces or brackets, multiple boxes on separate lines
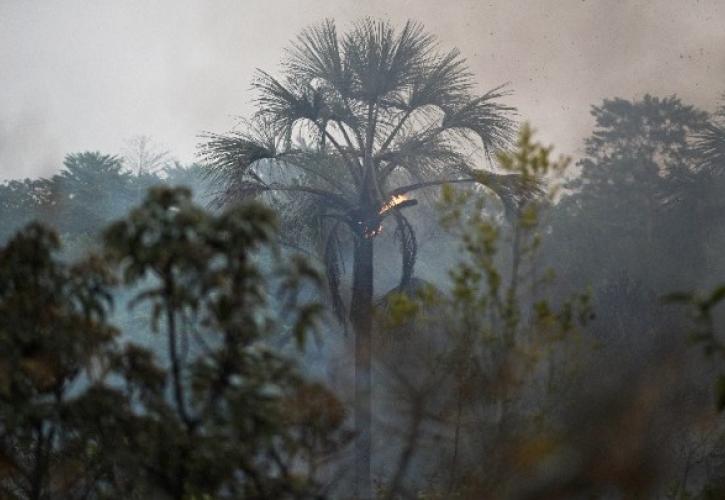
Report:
387,169,543,217
284,150,356,194
442,85,517,157
377,132,470,184
253,71,327,140
324,91,366,134
402,48,473,111
694,121,725,174
286,19,352,95
323,222,347,326
199,125,279,207
392,212,417,289
343,18,435,102
201,121,356,212
470,170,544,215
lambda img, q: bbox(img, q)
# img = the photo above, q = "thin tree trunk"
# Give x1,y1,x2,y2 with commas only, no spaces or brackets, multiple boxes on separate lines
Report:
351,235,374,499
447,392,463,494
165,277,189,429
163,274,193,500
30,423,45,500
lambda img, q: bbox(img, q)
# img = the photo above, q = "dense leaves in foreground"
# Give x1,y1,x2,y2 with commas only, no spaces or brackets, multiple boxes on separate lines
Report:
0,188,344,499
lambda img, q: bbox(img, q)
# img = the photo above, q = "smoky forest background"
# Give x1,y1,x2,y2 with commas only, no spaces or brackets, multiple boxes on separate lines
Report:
2,7,725,500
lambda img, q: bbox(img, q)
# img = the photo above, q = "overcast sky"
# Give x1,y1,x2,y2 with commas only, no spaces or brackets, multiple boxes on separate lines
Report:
1,0,724,180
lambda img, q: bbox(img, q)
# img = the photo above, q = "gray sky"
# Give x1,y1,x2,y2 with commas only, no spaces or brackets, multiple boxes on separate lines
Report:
1,0,724,180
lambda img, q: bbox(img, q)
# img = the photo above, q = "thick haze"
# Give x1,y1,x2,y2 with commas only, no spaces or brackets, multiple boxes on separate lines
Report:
1,0,723,180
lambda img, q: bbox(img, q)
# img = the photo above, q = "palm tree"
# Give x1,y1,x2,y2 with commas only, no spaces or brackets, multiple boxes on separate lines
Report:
201,18,536,497
694,98,725,173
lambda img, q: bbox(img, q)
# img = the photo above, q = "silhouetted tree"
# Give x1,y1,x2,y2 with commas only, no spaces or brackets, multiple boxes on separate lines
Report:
103,187,344,498
0,189,345,499
50,152,135,235
122,135,173,178
547,95,708,298
201,19,534,496
0,223,118,499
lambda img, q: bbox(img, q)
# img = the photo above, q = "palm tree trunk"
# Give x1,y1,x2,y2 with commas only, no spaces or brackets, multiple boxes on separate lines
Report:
351,235,374,499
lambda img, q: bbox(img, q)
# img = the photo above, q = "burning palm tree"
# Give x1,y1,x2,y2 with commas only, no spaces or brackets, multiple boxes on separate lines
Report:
201,18,539,497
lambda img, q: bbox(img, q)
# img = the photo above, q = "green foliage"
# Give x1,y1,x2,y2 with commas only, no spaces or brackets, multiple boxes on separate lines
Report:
375,127,594,499
0,153,209,248
0,223,118,499
0,188,344,499
667,285,725,408
50,152,135,235
100,187,344,498
0,179,56,242
549,95,710,282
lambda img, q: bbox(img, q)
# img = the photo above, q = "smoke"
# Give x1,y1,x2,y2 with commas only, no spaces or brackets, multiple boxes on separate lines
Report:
0,105,63,180
1,0,724,179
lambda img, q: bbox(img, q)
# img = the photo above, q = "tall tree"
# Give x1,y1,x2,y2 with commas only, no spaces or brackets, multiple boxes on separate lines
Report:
122,135,173,178
103,187,343,498
122,135,174,203
50,152,135,235
201,19,533,497
547,95,709,296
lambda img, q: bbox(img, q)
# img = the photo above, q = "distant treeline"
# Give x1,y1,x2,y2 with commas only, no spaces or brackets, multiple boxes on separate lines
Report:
0,153,208,245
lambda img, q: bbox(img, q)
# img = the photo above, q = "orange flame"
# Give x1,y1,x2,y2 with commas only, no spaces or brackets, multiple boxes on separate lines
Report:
379,194,410,215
